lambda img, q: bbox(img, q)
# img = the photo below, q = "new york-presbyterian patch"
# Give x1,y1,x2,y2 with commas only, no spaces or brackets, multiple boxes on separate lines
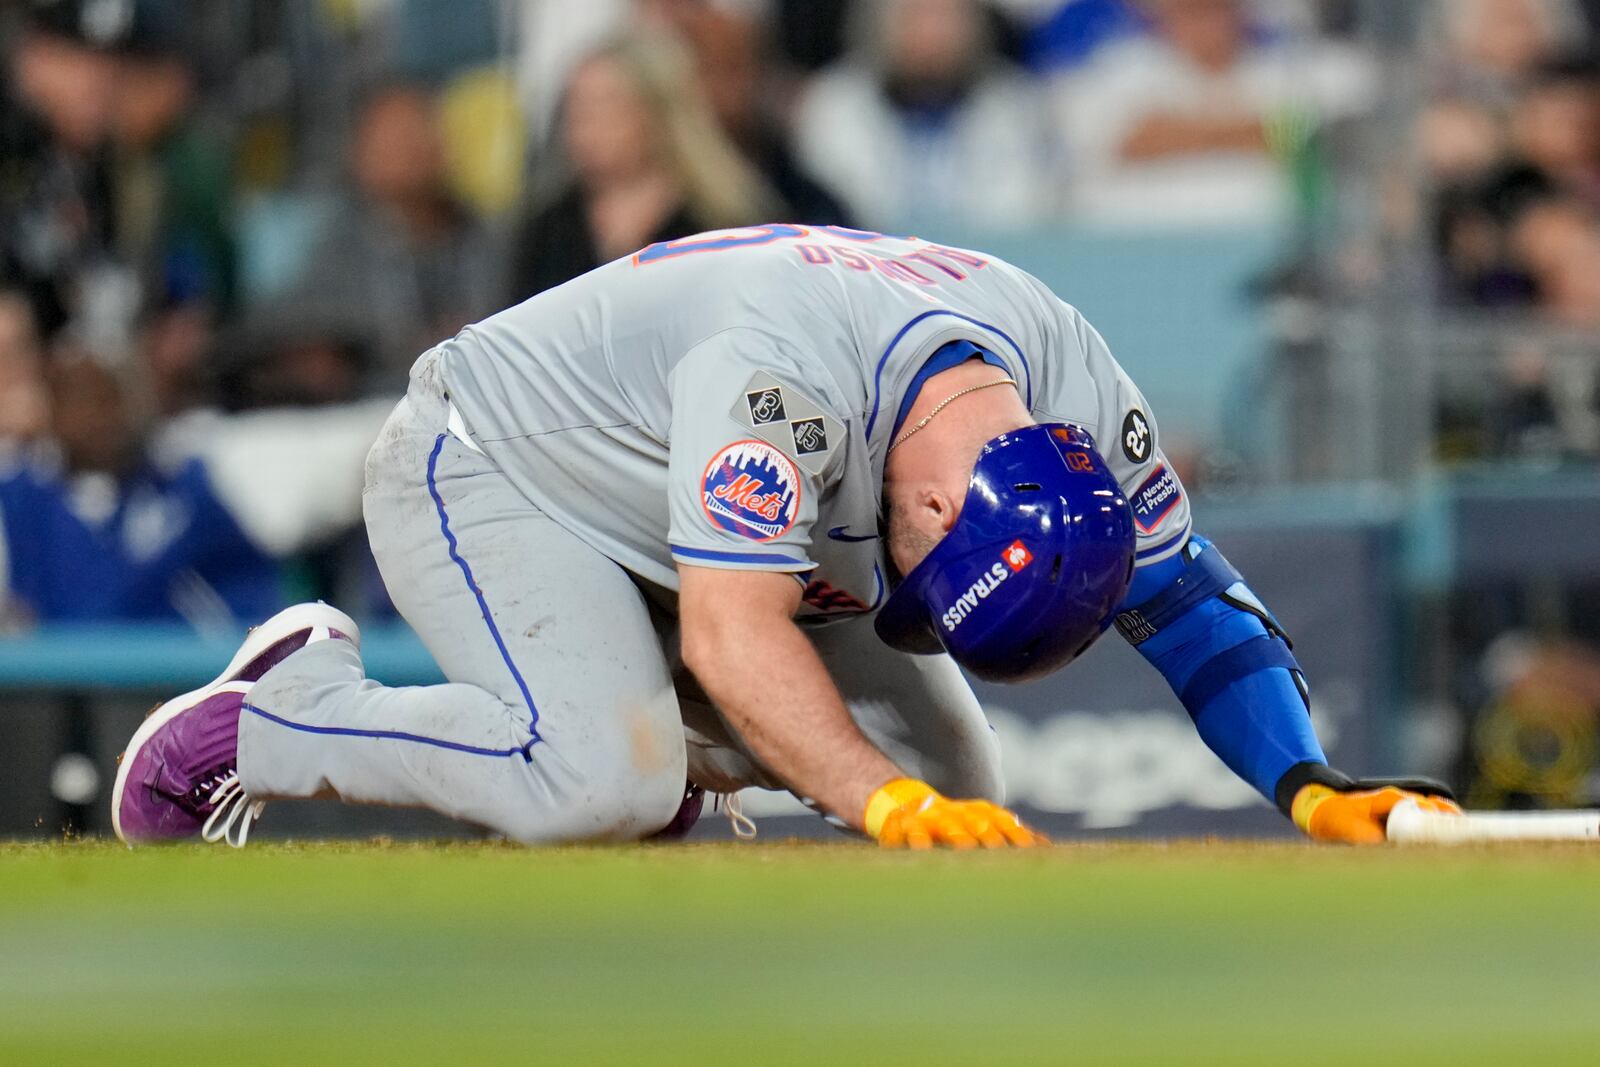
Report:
1131,464,1182,533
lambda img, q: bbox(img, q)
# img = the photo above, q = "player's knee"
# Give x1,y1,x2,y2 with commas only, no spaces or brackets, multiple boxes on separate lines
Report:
499,765,684,844
585,772,686,840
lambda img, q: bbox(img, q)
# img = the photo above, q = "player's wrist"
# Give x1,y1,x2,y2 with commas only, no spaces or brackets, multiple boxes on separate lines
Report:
1273,760,1352,818
863,777,937,839
1290,783,1340,836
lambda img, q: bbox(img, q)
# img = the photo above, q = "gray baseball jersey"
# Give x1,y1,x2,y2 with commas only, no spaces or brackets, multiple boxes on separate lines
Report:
438,225,1191,622
238,226,1189,842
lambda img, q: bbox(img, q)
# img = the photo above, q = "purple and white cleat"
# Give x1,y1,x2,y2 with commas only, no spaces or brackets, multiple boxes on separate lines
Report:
647,782,706,842
111,602,360,848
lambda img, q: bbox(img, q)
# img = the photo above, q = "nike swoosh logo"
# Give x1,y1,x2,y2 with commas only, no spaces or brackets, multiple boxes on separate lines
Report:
827,525,879,543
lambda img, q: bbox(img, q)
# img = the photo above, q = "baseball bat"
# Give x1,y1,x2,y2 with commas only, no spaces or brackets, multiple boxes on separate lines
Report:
1386,798,1600,844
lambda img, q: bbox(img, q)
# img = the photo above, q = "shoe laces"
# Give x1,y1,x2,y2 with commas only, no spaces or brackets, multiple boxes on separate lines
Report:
713,791,757,840
192,772,266,848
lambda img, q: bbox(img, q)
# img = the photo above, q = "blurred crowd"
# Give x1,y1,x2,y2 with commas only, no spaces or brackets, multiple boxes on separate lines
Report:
0,0,1591,632
0,0,1382,630
1424,0,1600,321
1415,0,1600,460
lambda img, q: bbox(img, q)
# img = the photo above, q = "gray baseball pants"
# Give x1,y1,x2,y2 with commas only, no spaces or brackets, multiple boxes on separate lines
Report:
237,362,1001,842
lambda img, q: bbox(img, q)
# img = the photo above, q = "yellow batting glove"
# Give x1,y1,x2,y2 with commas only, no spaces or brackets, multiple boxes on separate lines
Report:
1292,783,1462,845
863,777,1044,849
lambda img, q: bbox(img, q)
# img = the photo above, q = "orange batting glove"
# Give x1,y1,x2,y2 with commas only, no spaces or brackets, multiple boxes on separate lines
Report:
1292,782,1462,844
863,777,1044,849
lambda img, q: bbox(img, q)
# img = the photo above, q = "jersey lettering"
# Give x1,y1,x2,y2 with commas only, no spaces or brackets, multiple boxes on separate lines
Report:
632,226,979,289
713,473,785,521
802,578,870,613
834,246,873,272
942,562,1010,632
633,224,809,265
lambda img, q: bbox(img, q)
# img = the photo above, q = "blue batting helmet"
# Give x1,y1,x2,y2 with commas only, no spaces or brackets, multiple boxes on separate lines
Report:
874,424,1136,683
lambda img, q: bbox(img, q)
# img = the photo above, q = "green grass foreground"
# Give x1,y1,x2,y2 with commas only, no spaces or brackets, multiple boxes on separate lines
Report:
1,838,1596,1066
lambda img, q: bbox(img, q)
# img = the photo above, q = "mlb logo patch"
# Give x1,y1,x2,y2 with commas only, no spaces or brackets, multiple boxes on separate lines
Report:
701,440,801,542
745,388,786,424
1003,540,1033,572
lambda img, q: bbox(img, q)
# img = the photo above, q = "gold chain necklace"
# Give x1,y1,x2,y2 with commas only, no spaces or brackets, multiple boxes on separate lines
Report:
888,377,1018,452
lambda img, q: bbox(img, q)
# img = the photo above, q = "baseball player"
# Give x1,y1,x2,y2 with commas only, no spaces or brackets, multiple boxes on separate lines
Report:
112,224,1459,849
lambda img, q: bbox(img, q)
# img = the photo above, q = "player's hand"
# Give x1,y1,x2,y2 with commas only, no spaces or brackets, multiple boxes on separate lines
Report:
864,777,1044,849
1292,780,1461,844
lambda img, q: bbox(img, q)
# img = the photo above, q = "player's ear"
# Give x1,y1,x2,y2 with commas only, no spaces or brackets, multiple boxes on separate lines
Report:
919,487,960,534
883,483,951,577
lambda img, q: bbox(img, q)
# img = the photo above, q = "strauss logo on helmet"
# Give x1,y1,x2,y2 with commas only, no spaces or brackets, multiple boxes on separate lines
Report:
1004,540,1033,571
941,541,1034,633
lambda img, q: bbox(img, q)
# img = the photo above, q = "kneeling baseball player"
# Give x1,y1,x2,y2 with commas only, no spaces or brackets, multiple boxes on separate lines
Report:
112,225,1459,849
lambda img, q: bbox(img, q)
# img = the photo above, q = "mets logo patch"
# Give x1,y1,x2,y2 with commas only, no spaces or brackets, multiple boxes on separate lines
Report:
701,440,802,542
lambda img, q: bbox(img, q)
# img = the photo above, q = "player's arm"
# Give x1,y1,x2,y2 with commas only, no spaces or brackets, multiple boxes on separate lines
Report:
1060,305,1456,843
678,566,897,825
667,335,1037,847
678,565,1038,848
1116,535,1458,843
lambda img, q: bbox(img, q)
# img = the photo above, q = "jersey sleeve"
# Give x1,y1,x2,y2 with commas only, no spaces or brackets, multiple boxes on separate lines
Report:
1043,304,1193,568
666,331,844,576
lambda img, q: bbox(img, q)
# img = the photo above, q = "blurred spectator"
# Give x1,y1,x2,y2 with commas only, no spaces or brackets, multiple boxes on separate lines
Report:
770,0,854,72
138,299,216,417
0,350,283,630
792,0,1050,229
1509,195,1600,324
0,0,235,353
1,6,123,340
1428,61,1600,312
212,302,373,412
1439,0,1587,105
769,0,1031,72
1024,0,1146,72
508,29,781,300
278,84,503,393
110,32,236,315
508,0,857,228
1505,65,1600,199
515,0,633,135
1420,97,1507,189
1052,0,1374,228
0,292,49,446
663,2,854,224
1022,0,1364,74
1422,90,1531,307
